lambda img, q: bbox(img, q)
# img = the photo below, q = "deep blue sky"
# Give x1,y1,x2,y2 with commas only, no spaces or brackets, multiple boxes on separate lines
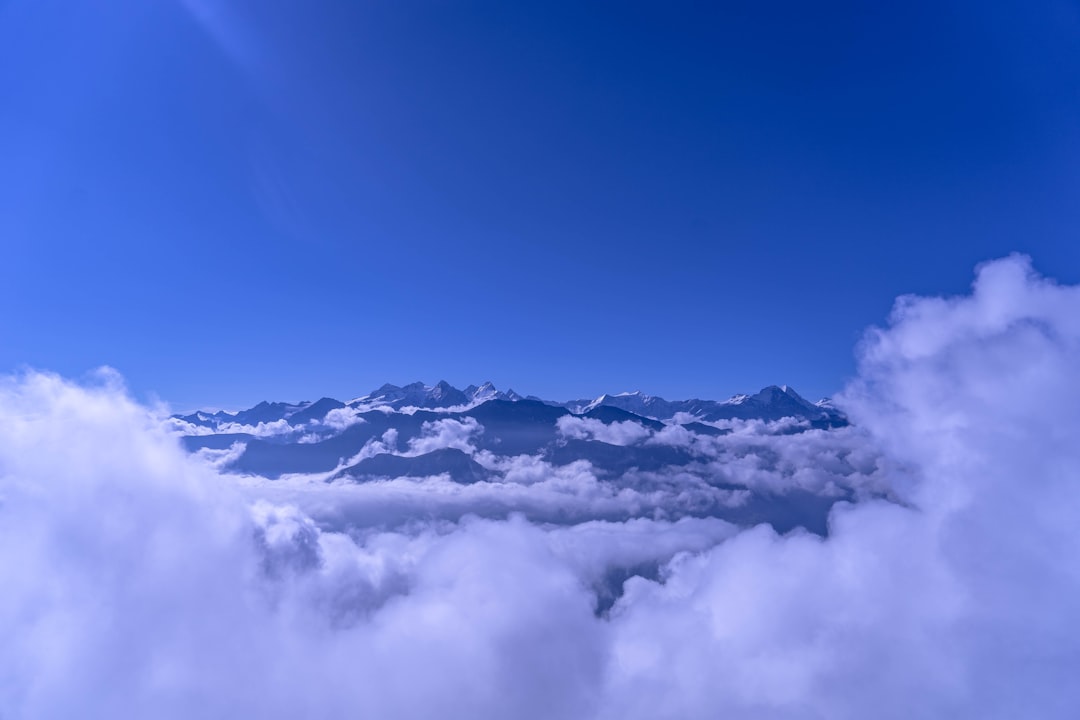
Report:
2,0,1078,410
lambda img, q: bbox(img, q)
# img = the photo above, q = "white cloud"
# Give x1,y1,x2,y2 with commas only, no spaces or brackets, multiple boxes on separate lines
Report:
339,428,400,468
314,406,368,432
3,255,1080,717
165,416,296,438
556,416,652,446
192,439,249,470
643,422,700,448
598,255,1080,717
406,417,482,455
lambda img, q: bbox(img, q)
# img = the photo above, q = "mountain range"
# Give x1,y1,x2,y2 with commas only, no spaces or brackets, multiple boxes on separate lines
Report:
173,382,857,535
177,381,843,429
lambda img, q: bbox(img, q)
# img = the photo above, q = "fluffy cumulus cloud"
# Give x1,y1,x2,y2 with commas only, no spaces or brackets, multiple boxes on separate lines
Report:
1,255,1079,717
557,416,653,445
310,405,368,433
167,415,296,437
407,416,482,455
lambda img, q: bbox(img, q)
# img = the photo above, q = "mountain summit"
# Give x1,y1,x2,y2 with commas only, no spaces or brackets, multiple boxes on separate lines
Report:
175,382,844,431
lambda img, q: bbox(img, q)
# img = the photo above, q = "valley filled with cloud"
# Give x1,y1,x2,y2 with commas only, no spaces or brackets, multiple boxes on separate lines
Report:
2,255,1079,718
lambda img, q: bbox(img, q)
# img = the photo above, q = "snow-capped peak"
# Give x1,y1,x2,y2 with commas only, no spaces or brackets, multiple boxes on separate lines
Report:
468,381,500,403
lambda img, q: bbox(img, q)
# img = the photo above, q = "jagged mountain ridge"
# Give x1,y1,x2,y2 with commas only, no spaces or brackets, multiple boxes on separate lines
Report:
558,384,838,423
175,381,844,430
173,383,861,536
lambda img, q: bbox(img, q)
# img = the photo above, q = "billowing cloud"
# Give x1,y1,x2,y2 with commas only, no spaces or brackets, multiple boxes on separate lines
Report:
556,416,653,446
166,416,296,438
407,417,482,455
339,428,400,467
1,255,1079,717
314,405,368,432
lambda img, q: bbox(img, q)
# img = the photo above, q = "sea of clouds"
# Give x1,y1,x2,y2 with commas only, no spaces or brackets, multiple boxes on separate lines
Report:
1,254,1079,718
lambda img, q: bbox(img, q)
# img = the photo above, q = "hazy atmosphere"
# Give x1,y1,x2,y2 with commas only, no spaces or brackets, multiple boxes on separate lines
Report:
2,1,1079,718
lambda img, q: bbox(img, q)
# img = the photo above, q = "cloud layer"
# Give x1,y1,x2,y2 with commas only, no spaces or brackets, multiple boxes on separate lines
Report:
1,255,1078,717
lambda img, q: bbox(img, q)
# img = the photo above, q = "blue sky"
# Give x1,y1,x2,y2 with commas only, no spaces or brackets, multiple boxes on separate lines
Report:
2,0,1078,410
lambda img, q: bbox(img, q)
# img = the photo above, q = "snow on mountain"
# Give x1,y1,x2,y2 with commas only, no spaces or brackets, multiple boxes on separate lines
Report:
349,380,503,411
557,384,843,424
464,381,501,404
171,381,862,536
173,382,845,437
